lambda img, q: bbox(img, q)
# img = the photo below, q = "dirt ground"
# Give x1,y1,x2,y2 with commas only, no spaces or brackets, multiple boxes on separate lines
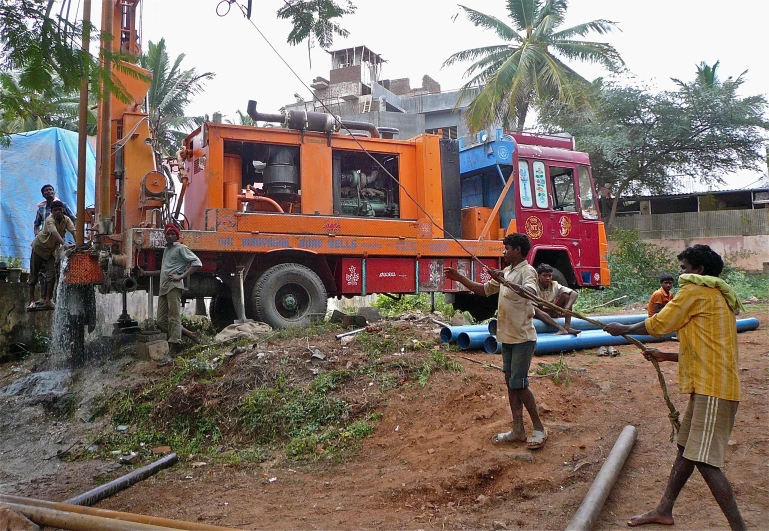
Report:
2,304,767,531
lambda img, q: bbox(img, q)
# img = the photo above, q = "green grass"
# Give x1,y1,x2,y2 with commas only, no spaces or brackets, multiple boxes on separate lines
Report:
535,355,571,387
375,292,455,318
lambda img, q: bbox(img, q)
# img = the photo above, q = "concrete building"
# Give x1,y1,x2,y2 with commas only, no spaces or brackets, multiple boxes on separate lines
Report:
283,45,477,140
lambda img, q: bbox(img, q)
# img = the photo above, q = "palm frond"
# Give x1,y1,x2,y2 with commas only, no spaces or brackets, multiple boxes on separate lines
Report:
458,5,521,41
505,0,539,32
551,19,619,39
443,45,511,68
551,40,624,70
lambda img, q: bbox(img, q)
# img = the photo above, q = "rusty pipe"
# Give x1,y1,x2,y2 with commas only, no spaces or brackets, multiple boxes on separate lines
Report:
0,500,180,531
0,494,233,531
238,194,284,213
76,0,92,245
96,0,113,228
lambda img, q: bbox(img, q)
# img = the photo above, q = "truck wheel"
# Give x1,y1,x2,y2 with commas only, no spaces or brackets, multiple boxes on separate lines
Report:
209,295,237,332
252,264,327,329
452,292,498,322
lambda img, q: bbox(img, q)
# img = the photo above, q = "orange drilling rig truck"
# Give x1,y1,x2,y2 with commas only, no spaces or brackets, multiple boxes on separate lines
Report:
65,1,608,347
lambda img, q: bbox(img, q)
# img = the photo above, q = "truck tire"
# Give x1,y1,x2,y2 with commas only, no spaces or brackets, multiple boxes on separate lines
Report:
209,295,237,332
252,263,327,329
452,292,498,322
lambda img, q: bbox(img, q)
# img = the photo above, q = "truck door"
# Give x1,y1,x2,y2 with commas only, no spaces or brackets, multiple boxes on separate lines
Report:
547,165,581,251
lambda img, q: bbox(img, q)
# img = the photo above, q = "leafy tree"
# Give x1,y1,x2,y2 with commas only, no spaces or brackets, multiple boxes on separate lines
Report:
0,70,97,135
444,0,623,133
1,1,355,143
540,72,769,225
276,0,356,66
140,39,214,156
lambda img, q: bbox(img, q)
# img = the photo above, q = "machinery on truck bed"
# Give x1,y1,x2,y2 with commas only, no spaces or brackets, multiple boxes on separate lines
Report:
65,0,609,342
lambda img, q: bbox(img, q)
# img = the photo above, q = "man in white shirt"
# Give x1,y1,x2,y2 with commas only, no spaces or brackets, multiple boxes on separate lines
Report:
444,233,548,449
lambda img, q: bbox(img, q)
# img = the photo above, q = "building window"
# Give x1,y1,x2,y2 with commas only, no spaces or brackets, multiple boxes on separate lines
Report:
425,126,458,139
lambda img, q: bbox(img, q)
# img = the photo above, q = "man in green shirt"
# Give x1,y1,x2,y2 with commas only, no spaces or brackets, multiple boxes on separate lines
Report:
28,200,75,310
139,224,202,354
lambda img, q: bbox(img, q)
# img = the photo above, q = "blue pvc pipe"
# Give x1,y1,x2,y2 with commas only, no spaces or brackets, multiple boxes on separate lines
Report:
440,324,491,343
457,331,492,350
484,318,760,355
488,313,649,335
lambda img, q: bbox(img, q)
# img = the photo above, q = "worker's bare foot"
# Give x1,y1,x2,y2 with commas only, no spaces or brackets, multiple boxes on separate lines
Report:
27,302,37,310
627,508,674,527
555,329,570,335
41,301,55,309
567,328,582,335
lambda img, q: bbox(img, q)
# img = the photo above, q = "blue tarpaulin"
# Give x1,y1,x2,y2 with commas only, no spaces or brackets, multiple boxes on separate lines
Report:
0,127,95,268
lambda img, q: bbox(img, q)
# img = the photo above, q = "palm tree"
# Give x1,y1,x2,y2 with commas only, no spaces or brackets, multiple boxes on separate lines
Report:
695,60,720,87
139,39,214,156
444,0,623,132
0,70,97,136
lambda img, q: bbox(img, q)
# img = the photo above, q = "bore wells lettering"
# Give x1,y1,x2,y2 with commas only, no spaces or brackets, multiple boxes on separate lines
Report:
328,240,357,250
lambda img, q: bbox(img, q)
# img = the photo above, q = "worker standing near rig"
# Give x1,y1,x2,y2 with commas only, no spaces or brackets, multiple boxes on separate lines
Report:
138,224,202,354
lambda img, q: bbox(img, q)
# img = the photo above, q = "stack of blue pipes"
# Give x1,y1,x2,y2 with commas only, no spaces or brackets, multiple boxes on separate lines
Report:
439,314,760,355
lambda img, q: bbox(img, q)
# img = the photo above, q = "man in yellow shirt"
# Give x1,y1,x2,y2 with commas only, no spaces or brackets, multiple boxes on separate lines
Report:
606,245,745,531
444,233,548,450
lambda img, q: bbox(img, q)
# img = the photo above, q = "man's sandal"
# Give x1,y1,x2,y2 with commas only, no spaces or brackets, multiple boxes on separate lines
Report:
527,428,548,450
492,431,525,444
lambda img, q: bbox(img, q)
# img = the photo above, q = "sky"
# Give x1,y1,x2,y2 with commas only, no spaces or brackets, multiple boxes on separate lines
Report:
90,0,769,190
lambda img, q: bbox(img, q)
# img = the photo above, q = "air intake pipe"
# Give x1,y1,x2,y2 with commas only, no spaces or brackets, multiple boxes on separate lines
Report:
246,100,380,138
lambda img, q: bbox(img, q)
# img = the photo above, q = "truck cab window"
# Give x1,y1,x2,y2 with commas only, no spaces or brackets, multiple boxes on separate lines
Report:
578,165,598,220
550,166,576,212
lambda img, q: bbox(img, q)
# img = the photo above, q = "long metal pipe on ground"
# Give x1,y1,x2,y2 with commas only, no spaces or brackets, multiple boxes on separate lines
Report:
565,425,638,531
0,500,180,531
64,452,178,506
0,494,232,531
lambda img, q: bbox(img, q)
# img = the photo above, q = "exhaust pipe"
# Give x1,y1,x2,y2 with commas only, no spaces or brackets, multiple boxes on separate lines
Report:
246,100,284,124
246,100,380,138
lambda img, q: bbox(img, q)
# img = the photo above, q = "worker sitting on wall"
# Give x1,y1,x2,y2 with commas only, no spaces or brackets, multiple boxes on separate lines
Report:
648,273,675,317
28,200,75,310
138,224,202,355
533,264,580,335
